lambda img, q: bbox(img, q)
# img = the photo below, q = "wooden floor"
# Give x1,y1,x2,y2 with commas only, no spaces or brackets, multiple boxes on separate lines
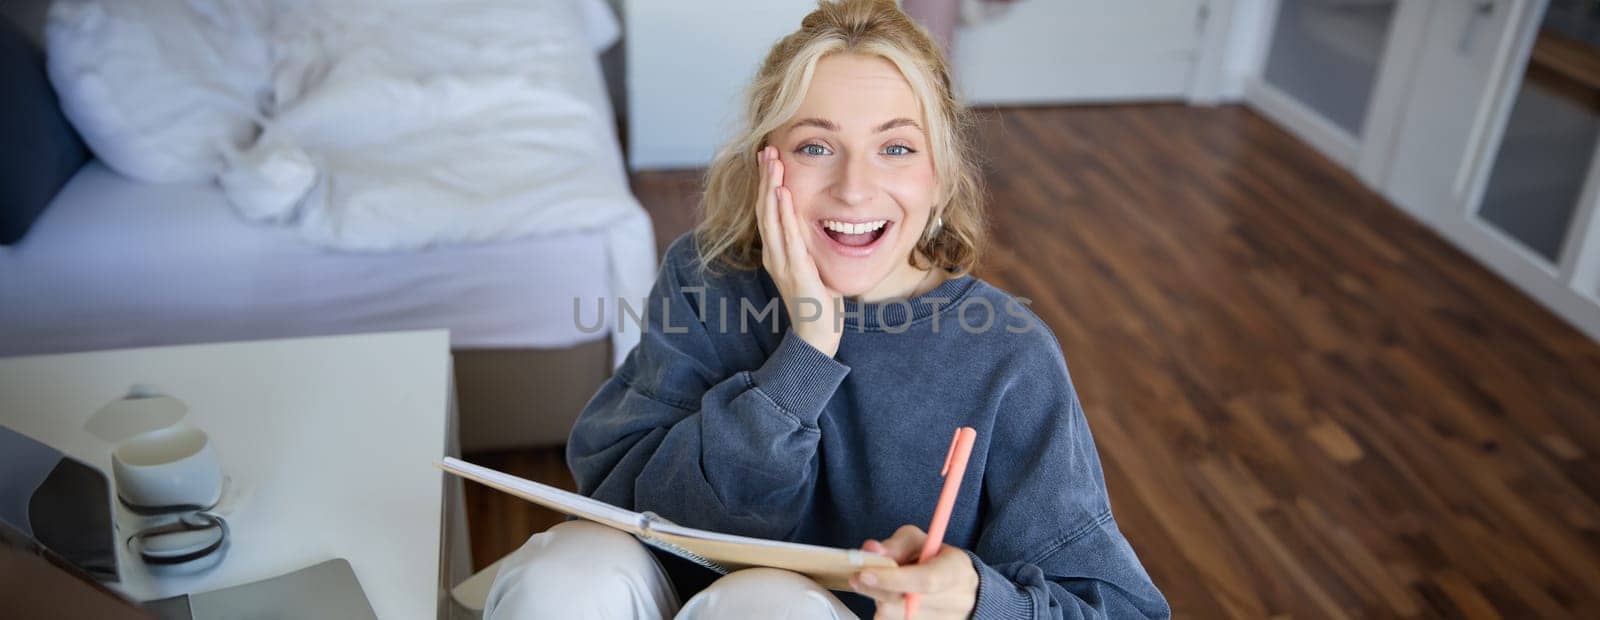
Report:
465,104,1600,618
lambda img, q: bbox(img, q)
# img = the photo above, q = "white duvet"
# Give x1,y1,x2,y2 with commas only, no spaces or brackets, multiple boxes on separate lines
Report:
45,0,640,253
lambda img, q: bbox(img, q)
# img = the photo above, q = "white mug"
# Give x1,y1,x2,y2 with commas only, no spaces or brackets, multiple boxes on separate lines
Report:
111,425,223,511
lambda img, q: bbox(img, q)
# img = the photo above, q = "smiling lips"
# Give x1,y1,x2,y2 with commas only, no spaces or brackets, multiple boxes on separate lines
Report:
817,218,892,256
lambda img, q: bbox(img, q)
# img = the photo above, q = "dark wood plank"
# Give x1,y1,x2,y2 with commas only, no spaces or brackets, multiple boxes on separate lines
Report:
465,104,1600,618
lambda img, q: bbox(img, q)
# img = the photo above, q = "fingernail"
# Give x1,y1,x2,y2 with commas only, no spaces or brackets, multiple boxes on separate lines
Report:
861,573,878,586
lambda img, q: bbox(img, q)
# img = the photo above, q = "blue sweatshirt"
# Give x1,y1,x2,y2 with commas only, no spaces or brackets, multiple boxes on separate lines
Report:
568,234,1169,619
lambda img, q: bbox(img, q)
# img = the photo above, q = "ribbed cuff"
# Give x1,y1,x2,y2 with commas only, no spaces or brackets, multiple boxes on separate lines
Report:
748,332,850,427
966,550,1035,619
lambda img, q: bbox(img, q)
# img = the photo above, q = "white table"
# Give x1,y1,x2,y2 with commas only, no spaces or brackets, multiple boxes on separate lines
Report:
0,330,470,619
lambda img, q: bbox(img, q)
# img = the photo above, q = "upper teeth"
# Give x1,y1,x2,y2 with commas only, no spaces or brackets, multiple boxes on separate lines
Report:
823,220,887,235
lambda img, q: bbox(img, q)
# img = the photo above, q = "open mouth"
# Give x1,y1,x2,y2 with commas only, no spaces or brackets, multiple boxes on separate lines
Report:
819,219,891,253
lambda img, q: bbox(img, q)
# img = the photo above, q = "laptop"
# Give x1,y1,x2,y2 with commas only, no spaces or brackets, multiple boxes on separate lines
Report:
1,425,377,619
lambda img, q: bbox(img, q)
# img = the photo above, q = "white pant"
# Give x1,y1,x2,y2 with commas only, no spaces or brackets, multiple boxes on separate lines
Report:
485,520,857,619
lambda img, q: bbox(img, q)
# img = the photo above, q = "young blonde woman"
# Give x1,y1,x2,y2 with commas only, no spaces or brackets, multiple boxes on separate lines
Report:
485,1,1168,618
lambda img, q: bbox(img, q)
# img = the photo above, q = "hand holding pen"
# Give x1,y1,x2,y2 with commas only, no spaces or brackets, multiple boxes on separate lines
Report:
850,428,979,619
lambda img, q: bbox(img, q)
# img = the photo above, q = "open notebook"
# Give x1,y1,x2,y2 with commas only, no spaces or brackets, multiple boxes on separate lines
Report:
438,457,895,590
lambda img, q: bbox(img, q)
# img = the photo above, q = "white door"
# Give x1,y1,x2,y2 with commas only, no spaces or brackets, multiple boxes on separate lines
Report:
1384,0,1519,225
1380,0,1600,341
1243,0,1433,181
952,0,1206,104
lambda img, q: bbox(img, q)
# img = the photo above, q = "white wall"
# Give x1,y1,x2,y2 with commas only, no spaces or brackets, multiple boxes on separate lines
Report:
1220,0,1272,99
953,0,1203,105
625,1,814,170
624,1,1236,170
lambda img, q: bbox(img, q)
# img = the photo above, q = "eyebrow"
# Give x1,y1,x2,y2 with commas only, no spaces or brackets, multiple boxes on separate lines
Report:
788,117,924,133
874,117,922,133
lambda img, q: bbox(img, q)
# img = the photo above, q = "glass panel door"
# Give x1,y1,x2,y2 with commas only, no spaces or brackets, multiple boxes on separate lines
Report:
1477,0,1600,264
1262,0,1399,136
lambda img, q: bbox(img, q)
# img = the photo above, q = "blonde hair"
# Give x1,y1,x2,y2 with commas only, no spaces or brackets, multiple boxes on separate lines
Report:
692,0,985,276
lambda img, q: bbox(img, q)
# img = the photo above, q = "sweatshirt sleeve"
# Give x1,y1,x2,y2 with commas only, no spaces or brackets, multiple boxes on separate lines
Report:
566,247,849,540
964,341,1170,619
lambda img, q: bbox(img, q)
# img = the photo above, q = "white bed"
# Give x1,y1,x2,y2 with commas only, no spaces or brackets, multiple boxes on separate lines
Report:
0,0,649,356
0,160,651,358
0,0,651,449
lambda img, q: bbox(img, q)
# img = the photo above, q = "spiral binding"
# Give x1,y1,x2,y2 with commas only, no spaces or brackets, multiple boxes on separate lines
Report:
637,511,731,575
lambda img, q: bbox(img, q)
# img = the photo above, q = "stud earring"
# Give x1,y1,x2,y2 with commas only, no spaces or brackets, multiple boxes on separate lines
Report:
925,213,944,242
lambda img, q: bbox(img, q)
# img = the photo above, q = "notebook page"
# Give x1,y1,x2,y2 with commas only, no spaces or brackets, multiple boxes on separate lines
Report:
440,458,889,568
649,519,883,556
439,457,641,530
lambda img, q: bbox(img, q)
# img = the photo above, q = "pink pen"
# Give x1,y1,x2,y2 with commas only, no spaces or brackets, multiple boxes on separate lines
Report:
905,426,977,619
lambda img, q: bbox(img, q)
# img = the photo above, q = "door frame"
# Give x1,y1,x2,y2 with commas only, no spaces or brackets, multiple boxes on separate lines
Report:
1444,0,1600,338
1240,0,1434,187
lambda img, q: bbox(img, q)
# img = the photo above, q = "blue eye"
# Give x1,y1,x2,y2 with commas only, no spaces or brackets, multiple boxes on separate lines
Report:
798,143,831,156
884,144,915,156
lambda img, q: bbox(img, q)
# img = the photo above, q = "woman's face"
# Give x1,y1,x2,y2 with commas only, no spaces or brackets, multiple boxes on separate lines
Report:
772,53,938,301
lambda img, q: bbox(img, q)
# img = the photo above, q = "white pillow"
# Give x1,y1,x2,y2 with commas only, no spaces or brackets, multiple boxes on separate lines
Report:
45,0,271,182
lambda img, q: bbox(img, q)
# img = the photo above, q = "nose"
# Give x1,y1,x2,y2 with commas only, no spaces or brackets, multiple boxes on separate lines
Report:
828,151,875,207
